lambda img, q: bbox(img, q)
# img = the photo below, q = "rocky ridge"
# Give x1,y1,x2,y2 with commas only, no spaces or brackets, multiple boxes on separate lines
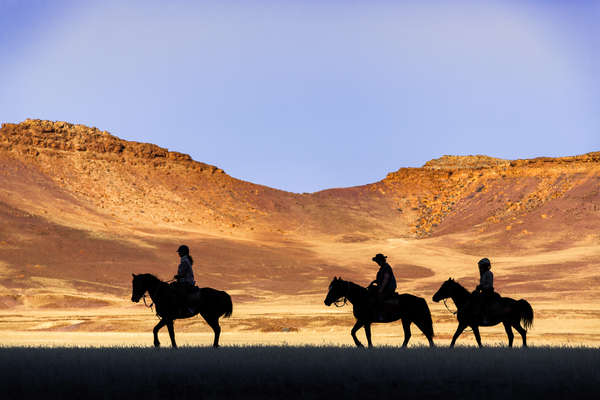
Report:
1,119,599,242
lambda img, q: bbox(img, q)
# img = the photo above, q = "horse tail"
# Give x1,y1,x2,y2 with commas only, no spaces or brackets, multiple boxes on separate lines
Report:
516,299,533,330
414,297,434,338
221,291,233,318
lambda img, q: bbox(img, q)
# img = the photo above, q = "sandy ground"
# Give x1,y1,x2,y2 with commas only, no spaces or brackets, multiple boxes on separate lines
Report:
2,298,600,347
1,213,599,348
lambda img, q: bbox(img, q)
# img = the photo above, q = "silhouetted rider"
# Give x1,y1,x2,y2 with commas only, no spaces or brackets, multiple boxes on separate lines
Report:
475,257,493,296
174,245,195,286
473,257,495,321
369,253,397,320
172,245,196,316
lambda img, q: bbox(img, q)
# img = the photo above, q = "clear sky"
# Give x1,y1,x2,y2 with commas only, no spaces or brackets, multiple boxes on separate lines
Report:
1,0,599,193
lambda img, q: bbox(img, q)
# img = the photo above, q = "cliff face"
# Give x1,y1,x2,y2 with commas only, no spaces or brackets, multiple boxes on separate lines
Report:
0,120,411,238
1,119,599,243
383,152,600,245
1,119,599,311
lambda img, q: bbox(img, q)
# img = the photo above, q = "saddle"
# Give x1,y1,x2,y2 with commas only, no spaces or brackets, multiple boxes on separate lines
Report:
170,283,202,317
367,290,399,321
383,293,401,305
473,291,502,323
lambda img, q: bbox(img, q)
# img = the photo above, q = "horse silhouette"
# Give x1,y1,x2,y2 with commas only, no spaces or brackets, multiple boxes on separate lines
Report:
432,278,533,347
131,273,232,348
324,277,435,347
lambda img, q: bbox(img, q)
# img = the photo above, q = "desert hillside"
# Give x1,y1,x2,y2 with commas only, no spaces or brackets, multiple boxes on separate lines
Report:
1,119,599,345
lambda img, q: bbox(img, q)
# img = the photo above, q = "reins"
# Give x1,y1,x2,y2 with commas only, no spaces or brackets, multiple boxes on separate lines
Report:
140,278,178,320
142,294,154,311
442,294,472,332
443,298,457,315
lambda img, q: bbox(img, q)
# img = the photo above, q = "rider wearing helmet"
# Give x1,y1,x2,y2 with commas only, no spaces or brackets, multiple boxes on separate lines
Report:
474,257,494,322
172,245,196,316
174,245,195,286
475,257,493,295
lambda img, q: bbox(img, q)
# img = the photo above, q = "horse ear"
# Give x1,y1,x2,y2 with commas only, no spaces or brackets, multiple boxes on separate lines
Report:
132,273,136,278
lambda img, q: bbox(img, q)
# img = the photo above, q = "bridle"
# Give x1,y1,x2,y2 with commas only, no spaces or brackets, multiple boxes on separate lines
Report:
142,293,154,310
440,287,473,332
443,298,457,315
333,281,350,307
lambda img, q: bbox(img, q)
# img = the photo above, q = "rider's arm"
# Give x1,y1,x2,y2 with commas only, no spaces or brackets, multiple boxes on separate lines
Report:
481,271,493,290
379,273,390,293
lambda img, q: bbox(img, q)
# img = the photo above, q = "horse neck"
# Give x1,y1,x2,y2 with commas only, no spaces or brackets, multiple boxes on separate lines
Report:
142,275,164,300
449,282,471,308
343,281,368,304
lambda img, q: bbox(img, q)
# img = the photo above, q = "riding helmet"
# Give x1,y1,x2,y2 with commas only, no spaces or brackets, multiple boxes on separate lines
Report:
176,245,190,255
372,253,387,263
478,257,491,269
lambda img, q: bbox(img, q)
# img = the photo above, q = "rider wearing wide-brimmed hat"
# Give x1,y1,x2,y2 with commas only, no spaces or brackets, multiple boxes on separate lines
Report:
370,253,397,300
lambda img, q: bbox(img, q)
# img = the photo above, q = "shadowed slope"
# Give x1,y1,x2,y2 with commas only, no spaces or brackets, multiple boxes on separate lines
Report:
0,119,599,317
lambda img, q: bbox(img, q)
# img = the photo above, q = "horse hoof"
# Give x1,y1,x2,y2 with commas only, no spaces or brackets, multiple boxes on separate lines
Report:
154,342,160,348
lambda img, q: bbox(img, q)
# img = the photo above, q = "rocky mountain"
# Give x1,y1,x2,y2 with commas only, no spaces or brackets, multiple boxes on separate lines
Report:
0,119,599,311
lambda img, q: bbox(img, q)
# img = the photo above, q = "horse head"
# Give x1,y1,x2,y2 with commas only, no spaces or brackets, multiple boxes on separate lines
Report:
324,276,347,306
131,273,147,303
432,278,455,303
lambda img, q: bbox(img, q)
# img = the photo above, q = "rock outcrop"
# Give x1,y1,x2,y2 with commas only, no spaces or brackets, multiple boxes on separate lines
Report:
1,119,599,243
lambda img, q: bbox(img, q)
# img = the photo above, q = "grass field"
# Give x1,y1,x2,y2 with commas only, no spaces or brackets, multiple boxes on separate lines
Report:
1,346,599,399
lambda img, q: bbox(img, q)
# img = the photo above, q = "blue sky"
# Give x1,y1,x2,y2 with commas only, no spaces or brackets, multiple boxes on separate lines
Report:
1,0,599,193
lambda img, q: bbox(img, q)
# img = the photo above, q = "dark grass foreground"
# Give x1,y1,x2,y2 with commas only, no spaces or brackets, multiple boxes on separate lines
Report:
1,346,599,399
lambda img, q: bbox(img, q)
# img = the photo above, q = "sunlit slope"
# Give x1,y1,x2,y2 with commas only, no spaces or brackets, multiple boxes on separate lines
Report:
0,119,599,315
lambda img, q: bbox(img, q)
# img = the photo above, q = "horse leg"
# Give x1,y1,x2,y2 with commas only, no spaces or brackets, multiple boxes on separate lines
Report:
401,319,412,348
513,322,527,347
351,320,364,347
166,320,177,349
503,321,514,347
153,319,166,348
207,316,221,348
414,319,435,347
364,323,373,348
450,322,467,348
472,325,483,348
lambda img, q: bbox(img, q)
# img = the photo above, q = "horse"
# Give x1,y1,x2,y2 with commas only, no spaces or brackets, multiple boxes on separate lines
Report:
324,277,435,347
131,273,232,348
432,278,533,348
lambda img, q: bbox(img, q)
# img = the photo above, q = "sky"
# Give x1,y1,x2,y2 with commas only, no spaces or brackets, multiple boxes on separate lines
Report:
1,0,599,193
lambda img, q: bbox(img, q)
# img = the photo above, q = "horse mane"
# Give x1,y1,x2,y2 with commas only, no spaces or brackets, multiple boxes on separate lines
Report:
337,278,368,294
448,278,471,297
136,273,167,286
